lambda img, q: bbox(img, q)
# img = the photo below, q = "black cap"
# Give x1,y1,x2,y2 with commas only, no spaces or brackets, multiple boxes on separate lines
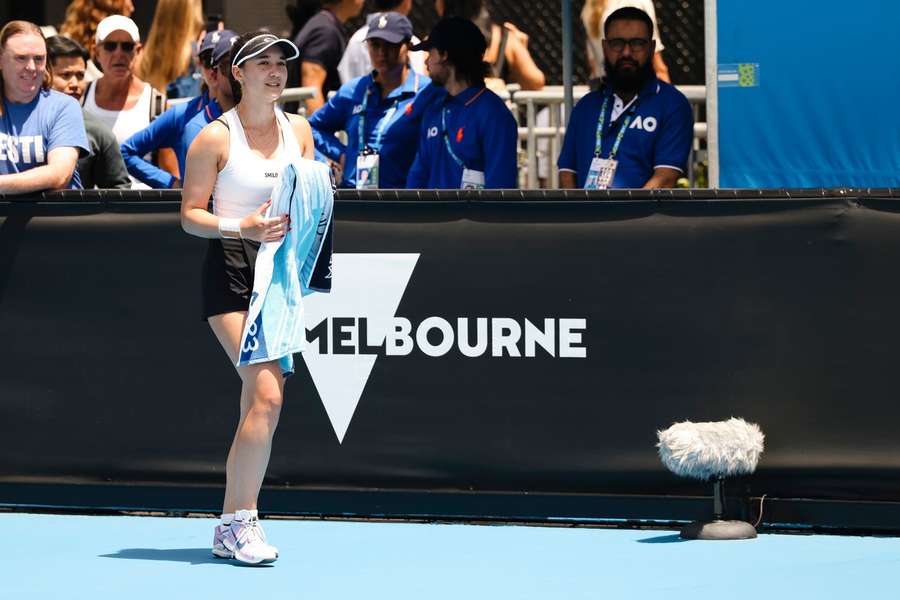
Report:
211,30,239,66
410,17,486,58
365,12,414,44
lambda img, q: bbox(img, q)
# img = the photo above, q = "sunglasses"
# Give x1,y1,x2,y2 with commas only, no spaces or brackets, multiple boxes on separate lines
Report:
101,41,136,53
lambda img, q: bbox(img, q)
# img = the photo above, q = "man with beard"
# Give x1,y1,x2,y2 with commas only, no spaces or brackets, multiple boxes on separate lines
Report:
558,7,692,189
406,17,518,189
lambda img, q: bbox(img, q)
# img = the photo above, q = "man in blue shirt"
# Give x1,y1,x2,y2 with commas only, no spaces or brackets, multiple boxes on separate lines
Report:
558,7,692,189
406,17,518,189
0,22,88,193
120,30,237,189
309,12,442,188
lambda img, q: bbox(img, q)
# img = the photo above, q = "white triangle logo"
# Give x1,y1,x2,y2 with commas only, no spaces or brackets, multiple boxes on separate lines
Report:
300,253,419,443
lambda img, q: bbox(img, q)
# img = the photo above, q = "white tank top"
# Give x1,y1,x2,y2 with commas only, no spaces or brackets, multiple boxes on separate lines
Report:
83,80,152,145
213,108,301,218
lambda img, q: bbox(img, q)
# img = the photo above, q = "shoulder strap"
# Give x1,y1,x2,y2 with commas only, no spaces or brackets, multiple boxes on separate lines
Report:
148,87,167,122
81,81,92,107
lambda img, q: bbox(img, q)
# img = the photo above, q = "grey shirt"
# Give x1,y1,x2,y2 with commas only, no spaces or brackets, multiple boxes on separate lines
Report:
79,110,130,189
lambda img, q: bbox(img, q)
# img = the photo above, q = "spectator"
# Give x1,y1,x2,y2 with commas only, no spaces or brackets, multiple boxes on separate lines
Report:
81,15,166,189
59,0,135,82
310,13,442,188
582,0,669,83
0,21,89,194
290,0,364,114
406,17,517,189
46,35,130,189
337,0,426,84
437,0,545,90
181,31,239,158
139,0,205,99
121,29,237,188
557,7,692,189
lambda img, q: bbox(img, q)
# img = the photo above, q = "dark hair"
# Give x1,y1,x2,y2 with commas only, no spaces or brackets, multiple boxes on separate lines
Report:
444,50,490,88
227,29,282,105
441,0,482,19
45,35,89,65
286,0,321,39
603,6,653,38
373,0,405,9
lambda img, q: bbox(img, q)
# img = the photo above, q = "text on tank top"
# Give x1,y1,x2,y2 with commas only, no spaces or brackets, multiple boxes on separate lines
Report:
213,108,302,218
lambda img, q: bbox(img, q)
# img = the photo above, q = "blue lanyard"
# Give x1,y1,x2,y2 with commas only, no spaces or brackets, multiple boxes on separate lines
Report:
441,106,465,168
440,87,487,169
357,73,419,153
594,93,639,160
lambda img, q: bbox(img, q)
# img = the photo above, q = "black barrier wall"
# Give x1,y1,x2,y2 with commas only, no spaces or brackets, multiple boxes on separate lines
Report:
3,190,900,516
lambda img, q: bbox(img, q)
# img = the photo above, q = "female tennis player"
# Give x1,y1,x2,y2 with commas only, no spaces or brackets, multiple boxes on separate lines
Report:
180,30,315,565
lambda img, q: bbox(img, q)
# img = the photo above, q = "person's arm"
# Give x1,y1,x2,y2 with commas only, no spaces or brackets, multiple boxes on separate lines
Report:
181,123,287,241
559,171,577,188
0,147,79,194
642,167,680,189
158,147,180,185
120,107,180,188
406,115,432,189
302,61,329,114
287,113,316,160
307,86,349,160
556,99,582,188
645,93,694,189
504,24,545,91
483,102,519,188
653,52,670,84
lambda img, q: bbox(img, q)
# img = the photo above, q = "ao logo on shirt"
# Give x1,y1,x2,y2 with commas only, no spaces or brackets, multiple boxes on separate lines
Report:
427,126,439,139
628,116,657,133
0,133,46,164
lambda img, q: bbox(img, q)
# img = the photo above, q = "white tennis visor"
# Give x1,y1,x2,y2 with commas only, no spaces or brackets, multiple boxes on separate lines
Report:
232,34,300,67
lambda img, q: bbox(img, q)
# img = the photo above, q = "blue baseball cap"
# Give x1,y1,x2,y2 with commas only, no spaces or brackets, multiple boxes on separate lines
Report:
365,12,413,44
211,30,239,66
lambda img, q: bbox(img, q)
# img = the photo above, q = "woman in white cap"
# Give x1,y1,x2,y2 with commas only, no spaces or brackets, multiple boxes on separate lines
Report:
180,30,315,566
81,15,167,188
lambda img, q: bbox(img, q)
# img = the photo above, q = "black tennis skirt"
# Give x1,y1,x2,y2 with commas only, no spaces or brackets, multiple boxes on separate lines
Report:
201,237,261,321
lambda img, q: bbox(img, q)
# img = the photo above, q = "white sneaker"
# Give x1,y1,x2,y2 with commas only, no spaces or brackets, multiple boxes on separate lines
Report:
221,510,279,565
212,524,234,559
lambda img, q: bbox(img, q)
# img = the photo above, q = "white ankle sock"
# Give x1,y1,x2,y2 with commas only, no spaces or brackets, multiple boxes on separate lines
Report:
234,508,259,522
220,513,234,526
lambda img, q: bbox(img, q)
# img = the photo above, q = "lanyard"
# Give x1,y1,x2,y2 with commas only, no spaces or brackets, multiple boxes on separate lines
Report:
358,72,419,153
441,87,487,168
593,93,639,160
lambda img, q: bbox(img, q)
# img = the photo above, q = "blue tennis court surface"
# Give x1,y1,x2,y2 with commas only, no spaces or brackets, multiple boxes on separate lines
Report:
5,512,898,598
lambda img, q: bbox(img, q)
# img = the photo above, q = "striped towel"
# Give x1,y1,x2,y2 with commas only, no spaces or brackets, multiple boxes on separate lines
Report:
237,158,334,375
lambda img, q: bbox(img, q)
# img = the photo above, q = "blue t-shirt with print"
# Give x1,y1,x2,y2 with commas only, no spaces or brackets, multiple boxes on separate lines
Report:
557,77,693,188
1,89,90,189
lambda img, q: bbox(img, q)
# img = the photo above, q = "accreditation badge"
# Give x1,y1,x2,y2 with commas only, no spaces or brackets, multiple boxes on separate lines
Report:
461,168,485,190
356,152,380,190
584,157,618,190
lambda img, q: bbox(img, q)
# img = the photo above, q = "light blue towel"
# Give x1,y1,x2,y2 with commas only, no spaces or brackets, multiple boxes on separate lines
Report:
237,158,334,375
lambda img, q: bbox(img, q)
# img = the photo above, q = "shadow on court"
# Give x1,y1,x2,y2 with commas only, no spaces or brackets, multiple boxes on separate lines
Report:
635,533,687,544
99,548,247,566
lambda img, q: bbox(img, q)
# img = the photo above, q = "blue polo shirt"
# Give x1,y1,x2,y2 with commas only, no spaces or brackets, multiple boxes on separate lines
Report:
120,91,210,188
557,77,693,188
309,69,441,188
407,86,518,189
182,98,223,155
